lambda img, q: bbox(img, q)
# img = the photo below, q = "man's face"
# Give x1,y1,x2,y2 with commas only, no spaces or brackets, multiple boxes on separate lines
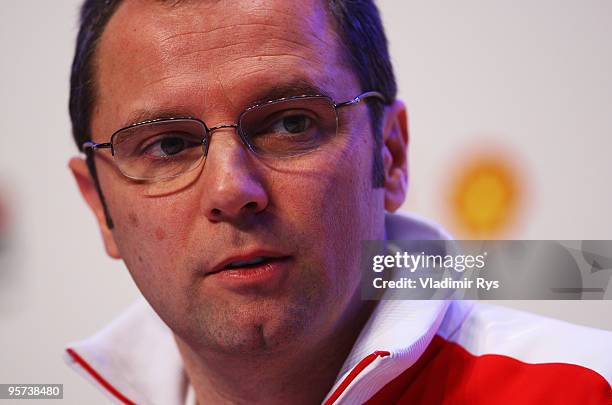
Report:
77,0,393,354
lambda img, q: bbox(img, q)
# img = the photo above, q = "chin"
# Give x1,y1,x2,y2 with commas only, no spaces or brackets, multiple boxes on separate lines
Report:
179,296,320,356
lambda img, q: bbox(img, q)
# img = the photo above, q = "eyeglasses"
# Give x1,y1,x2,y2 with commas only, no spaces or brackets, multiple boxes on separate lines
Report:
83,91,385,182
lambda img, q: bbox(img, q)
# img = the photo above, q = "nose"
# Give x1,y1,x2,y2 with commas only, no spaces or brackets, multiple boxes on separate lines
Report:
199,126,269,223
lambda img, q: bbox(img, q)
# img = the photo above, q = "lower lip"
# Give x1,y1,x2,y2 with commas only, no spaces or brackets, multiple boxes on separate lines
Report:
207,258,290,290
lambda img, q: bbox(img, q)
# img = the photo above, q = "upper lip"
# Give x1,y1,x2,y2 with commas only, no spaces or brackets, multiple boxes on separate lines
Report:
207,250,290,275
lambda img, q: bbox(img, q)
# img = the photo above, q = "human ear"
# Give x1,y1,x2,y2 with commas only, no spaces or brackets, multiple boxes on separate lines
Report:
381,100,409,212
69,157,121,259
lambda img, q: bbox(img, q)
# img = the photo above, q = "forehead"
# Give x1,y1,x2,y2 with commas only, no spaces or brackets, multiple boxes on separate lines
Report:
93,0,356,132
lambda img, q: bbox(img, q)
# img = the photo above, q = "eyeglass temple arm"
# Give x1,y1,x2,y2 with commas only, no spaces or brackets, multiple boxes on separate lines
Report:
82,141,112,152
334,91,387,109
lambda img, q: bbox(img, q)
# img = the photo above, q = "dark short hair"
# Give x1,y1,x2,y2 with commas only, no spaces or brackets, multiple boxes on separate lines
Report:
70,0,396,199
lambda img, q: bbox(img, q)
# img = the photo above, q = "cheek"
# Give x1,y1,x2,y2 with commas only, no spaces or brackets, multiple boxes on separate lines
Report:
274,131,383,276
105,183,197,287
111,200,198,319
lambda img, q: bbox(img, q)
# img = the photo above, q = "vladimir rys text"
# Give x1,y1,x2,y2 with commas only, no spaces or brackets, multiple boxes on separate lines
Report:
370,251,500,293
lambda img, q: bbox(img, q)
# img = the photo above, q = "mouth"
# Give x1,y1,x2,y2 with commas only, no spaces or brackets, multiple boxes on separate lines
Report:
207,253,292,279
205,253,292,290
226,256,274,269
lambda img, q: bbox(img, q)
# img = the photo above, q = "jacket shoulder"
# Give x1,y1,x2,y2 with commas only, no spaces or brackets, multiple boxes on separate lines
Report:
439,301,612,385
368,302,611,404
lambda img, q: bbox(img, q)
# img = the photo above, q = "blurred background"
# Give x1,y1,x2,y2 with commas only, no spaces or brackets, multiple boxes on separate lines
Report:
1,0,611,402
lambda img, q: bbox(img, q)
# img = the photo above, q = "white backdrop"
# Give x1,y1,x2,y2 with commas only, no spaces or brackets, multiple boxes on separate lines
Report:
1,1,611,403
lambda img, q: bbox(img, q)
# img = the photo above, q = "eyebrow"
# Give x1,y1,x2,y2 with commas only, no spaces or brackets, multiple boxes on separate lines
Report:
118,79,329,129
247,79,328,107
119,108,195,131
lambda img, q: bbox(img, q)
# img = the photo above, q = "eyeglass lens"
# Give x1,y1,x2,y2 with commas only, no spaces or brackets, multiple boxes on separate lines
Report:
111,96,338,181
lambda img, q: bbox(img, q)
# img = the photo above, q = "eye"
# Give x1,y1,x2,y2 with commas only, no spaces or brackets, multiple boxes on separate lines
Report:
270,114,312,134
269,114,313,135
142,133,201,158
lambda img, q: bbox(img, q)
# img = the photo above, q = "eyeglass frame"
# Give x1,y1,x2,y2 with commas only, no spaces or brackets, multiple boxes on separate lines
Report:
82,90,386,180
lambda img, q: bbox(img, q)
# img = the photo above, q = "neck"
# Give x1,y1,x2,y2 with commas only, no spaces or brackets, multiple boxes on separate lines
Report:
175,298,377,405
